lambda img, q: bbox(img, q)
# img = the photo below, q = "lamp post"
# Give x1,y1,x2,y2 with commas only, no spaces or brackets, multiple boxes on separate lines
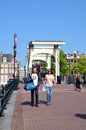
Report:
68,58,71,76
67,54,71,76
17,63,20,79
13,34,17,79
24,66,26,77
67,54,71,84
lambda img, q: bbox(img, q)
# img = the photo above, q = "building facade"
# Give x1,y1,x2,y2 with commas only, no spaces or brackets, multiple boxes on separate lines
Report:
66,51,80,75
0,53,20,85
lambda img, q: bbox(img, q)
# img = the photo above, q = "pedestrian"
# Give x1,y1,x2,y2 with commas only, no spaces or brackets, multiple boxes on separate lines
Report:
31,67,39,107
75,72,83,92
45,69,56,105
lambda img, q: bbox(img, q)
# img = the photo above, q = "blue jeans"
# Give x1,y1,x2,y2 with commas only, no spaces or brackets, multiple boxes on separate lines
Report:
46,86,53,104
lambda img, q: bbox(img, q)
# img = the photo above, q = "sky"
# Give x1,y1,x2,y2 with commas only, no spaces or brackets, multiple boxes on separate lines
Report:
0,0,86,67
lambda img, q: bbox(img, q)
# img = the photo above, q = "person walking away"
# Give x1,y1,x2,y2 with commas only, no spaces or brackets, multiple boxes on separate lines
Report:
75,72,82,92
31,67,39,107
45,69,56,105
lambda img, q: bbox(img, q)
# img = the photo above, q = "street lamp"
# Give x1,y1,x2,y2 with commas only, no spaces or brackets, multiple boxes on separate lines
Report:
67,54,71,84
13,34,17,79
24,66,26,77
67,54,71,76
68,58,71,76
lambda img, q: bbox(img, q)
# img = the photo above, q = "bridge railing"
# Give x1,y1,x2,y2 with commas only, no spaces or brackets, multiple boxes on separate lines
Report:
0,79,19,116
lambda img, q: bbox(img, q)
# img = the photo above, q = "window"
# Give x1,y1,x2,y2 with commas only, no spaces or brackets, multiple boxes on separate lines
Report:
74,54,77,58
3,57,7,62
5,69,8,74
74,59,76,63
71,59,73,63
1,69,4,73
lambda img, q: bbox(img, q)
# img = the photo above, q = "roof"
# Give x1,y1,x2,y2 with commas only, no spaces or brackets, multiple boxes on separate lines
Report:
29,40,65,45
0,53,13,62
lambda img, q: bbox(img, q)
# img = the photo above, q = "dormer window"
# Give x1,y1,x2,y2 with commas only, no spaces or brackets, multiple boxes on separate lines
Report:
3,57,7,62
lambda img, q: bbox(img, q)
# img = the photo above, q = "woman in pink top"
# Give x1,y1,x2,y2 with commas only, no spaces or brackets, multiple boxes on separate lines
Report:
45,69,56,105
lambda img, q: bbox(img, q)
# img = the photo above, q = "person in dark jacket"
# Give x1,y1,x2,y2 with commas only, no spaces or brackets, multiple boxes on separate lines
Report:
31,67,39,107
75,72,82,92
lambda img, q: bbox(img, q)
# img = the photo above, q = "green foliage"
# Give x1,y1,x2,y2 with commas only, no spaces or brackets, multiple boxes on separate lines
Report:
40,51,86,77
0,63,1,69
51,55,55,76
60,50,68,76
72,56,86,75
51,50,68,76
40,60,47,71
40,50,68,76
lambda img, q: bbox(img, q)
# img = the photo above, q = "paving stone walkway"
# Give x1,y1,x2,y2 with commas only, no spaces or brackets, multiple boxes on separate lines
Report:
11,83,86,130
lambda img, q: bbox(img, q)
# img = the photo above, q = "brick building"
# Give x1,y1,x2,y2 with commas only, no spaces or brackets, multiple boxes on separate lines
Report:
0,53,20,85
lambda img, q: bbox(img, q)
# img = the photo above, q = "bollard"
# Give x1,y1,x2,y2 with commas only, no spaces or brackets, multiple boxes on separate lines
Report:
13,79,19,90
57,75,61,84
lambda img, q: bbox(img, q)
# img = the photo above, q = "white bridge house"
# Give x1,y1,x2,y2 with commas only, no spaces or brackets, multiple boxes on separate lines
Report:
26,41,65,79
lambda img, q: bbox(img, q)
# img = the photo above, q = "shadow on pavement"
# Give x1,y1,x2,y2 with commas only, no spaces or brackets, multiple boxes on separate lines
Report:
21,100,47,106
75,113,86,119
21,101,32,106
39,100,47,105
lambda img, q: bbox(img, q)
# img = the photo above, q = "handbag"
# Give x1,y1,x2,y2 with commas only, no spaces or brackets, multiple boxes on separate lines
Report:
79,78,83,83
24,82,36,91
42,82,46,92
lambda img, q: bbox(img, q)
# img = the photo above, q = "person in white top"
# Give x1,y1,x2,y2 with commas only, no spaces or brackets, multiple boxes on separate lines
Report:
45,69,56,105
31,67,39,107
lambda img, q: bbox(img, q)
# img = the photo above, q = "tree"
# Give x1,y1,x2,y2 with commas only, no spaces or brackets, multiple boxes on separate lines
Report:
40,60,47,71
72,56,86,75
0,63,1,69
51,50,68,76
60,50,68,76
40,49,68,76
51,55,55,76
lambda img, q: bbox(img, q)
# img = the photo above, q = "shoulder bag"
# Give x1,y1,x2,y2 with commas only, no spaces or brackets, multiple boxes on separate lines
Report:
24,82,36,91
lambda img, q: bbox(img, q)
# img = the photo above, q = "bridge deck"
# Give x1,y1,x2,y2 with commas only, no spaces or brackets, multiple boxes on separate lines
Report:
11,83,86,130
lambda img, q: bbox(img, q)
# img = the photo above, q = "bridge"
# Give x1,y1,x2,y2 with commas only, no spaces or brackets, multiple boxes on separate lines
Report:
26,40,65,79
